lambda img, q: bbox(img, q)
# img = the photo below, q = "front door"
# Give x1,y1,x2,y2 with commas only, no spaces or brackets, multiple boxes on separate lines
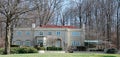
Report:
36,36,44,47
37,40,43,47
56,40,61,47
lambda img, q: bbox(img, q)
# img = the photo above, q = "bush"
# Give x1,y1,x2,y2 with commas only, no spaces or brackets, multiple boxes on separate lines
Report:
18,47,38,53
36,47,45,50
0,48,4,54
27,47,38,53
47,47,62,51
68,49,73,53
96,49,104,51
0,47,38,54
104,48,118,54
34,45,45,50
77,46,87,51
67,46,73,53
10,47,19,54
11,45,20,47
18,47,28,53
57,47,62,51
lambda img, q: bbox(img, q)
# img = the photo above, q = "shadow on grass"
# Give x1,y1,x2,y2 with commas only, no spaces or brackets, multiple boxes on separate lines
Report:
102,56,116,57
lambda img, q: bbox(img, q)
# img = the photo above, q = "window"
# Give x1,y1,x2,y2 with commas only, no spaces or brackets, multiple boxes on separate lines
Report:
16,31,22,36
37,40,43,47
72,41,81,46
15,40,21,45
26,31,30,35
56,32,61,36
48,32,52,35
39,31,43,35
56,41,61,47
35,31,43,36
25,40,31,46
37,40,43,44
71,32,80,36
72,41,75,46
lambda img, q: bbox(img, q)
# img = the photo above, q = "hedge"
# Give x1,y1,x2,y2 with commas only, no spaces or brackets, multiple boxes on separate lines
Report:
47,47,62,51
0,47,38,54
34,46,45,50
11,45,20,47
104,48,118,54
36,47,45,50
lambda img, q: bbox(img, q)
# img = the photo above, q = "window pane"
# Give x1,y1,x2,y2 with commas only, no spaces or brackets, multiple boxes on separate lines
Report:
39,32,43,35
17,31,22,36
56,32,60,36
15,41,21,45
25,41,31,46
48,32,52,35
26,31,30,35
37,40,43,46
71,32,80,36
72,41,81,46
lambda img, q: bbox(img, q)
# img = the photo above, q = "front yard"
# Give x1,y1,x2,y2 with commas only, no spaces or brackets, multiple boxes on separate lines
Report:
0,53,119,57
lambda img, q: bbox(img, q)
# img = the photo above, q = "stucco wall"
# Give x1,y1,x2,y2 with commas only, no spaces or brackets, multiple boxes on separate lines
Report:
13,28,85,48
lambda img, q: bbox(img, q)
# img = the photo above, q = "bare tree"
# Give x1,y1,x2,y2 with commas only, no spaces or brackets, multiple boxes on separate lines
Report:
33,0,63,26
0,0,36,54
116,0,120,50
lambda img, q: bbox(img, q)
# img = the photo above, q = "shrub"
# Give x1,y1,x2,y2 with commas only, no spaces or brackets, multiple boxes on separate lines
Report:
68,49,73,53
77,46,87,51
57,47,62,51
18,47,38,53
18,47,28,53
0,48,19,54
10,47,19,54
96,49,104,51
0,47,38,54
11,45,20,47
34,45,45,50
0,48,4,54
104,48,118,54
28,47,38,53
36,47,45,50
47,47,52,50
47,47,62,51
67,46,73,53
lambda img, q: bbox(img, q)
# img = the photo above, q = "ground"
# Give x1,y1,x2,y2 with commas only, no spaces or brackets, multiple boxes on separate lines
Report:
0,53,119,57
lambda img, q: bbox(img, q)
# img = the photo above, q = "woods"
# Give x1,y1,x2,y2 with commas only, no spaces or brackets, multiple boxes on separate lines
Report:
0,0,119,54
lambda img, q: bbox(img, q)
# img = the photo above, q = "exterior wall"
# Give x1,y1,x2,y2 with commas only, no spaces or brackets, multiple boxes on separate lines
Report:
33,28,67,48
13,28,85,49
66,29,85,47
13,28,33,46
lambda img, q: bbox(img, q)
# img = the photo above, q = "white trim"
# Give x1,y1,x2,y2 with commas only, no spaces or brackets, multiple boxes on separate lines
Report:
84,40,102,43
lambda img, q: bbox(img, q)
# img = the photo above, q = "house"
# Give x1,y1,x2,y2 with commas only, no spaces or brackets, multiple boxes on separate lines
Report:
12,24,85,50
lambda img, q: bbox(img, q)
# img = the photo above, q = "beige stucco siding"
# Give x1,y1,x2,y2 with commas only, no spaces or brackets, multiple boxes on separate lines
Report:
13,28,85,48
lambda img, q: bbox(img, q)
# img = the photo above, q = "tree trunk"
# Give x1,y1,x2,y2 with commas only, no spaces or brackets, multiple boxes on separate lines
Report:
78,6,82,28
10,24,14,45
4,21,11,54
116,21,119,50
116,1,120,50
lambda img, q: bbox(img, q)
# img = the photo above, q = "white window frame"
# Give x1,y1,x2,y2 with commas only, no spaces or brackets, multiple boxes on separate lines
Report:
56,31,61,36
71,32,80,36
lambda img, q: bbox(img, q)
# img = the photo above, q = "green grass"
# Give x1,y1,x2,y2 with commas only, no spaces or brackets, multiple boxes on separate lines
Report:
0,53,119,57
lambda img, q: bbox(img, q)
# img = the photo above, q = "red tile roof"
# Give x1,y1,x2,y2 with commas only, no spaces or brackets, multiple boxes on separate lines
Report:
39,25,77,29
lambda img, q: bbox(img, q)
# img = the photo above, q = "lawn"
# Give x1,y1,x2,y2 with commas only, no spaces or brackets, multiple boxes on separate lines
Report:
0,53,119,57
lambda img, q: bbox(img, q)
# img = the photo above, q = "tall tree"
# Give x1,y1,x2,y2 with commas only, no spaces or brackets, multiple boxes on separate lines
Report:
0,0,35,54
116,0,120,50
33,0,62,26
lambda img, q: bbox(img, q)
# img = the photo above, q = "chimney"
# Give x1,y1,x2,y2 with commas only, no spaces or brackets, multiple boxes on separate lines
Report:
32,23,35,28
32,19,36,28
82,23,85,29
